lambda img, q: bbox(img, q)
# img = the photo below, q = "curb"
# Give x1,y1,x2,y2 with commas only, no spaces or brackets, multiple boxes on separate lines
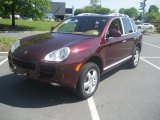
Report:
0,52,8,56
0,31,49,33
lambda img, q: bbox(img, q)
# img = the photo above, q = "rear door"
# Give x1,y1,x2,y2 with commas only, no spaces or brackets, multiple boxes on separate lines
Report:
121,17,136,57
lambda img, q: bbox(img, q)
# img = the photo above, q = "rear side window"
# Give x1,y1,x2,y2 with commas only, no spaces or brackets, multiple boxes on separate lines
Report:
130,19,137,32
122,18,133,34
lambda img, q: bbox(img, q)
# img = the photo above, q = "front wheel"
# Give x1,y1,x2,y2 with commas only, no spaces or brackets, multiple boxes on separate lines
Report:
128,47,140,68
76,62,100,99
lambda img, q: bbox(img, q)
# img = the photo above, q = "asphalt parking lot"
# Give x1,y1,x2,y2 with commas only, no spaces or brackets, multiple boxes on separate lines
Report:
0,34,160,120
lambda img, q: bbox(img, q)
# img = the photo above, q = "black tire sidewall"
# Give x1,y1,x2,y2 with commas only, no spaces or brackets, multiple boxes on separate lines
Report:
130,47,140,68
76,62,100,99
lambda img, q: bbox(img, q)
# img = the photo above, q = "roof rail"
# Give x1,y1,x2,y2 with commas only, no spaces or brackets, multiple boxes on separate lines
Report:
76,13,98,16
108,13,129,17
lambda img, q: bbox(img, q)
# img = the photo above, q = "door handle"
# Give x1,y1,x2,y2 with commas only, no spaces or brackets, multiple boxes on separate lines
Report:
122,40,127,43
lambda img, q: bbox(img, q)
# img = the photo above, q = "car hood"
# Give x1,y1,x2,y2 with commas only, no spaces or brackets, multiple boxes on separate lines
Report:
13,32,96,61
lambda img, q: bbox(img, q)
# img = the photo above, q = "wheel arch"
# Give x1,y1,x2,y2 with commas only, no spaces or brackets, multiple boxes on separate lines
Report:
136,42,142,52
85,56,103,74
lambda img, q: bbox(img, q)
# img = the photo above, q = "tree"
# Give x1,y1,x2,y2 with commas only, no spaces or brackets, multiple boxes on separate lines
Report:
148,5,159,13
146,11,160,22
146,5,160,22
0,0,51,29
119,7,138,20
119,8,125,14
74,5,111,15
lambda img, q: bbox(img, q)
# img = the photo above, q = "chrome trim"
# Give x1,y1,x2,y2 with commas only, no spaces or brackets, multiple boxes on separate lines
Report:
103,55,132,70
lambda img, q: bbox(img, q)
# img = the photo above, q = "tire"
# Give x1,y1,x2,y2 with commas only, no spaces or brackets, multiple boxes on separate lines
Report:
128,47,140,68
76,62,100,99
138,26,141,29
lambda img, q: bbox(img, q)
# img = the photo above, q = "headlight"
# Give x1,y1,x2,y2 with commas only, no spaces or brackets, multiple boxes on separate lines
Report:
11,40,20,53
44,47,70,62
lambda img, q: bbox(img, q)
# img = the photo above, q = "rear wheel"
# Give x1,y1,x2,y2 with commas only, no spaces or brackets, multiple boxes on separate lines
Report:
128,47,140,68
76,62,100,99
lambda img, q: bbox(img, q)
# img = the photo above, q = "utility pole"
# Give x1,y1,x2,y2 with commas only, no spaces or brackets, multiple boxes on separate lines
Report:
139,0,147,22
100,0,101,7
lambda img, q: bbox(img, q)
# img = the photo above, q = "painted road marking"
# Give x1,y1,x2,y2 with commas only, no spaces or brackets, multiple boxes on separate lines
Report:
0,58,8,66
88,97,100,120
140,57,160,70
143,42,160,49
141,57,160,59
0,52,8,54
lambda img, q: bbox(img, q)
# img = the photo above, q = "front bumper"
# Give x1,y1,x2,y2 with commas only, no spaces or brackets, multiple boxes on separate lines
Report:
8,53,81,88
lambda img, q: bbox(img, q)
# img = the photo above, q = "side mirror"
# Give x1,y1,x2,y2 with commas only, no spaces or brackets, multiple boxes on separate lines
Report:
50,26,55,33
109,29,122,37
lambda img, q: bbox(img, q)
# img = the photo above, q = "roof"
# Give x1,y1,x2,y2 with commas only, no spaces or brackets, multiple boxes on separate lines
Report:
75,13,130,19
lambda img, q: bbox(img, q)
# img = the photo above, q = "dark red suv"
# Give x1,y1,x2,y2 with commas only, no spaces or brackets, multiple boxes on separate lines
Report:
8,15,142,99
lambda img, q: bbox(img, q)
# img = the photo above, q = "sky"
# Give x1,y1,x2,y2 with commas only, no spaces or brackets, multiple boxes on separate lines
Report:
52,0,160,12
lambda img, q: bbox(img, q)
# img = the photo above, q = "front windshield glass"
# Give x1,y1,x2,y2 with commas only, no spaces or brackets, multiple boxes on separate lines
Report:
53,16,108,36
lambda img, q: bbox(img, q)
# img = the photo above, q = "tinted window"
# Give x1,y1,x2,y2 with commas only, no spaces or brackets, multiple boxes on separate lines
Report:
122,18,133,34
130,19,137,32
53,16,108,36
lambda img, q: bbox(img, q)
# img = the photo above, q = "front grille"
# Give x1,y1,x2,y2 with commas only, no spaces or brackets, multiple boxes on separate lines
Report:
12,57,36,70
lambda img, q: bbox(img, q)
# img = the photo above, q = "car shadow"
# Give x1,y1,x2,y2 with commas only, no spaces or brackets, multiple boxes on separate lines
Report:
100,63,129,81
0,24,34,31
0,63,129,108
0,74,80,108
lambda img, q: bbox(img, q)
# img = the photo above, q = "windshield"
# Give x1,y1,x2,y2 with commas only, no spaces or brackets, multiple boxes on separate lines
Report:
53,16,108,36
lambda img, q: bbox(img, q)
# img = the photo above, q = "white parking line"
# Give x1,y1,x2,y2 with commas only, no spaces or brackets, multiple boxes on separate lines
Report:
87,97,100,120
140,57,160,70
141,57,160,59
0,52,8,54
143,42,160,49
0,58,8,66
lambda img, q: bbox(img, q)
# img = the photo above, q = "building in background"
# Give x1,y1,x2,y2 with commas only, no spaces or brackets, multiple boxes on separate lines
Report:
45,2,73,21
52,2,65,20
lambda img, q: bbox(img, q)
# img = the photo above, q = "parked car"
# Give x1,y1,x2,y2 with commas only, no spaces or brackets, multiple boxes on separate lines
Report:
22,17,33,21
136,23,154,29
43,17,54,22
8,14,142,99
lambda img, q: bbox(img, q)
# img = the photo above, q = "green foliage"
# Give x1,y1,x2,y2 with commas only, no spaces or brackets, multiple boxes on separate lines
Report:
0,19,59,31
74,6,111,15
0,37,17,48
146,11,160,22
0,0,51,19
119,7,138,20
146,5,160,23
156,26,160,33
148,5,159,13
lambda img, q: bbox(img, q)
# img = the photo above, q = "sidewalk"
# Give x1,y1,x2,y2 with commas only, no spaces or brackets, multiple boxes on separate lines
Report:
0,31,48,39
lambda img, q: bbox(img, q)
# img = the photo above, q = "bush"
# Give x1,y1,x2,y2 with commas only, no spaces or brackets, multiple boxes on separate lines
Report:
0,37,17,48
156,26,160,33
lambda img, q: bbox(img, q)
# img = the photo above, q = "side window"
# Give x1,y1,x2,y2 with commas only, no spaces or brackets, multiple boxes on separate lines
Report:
130,18,137,32
122,18,133,34
107,18,123,37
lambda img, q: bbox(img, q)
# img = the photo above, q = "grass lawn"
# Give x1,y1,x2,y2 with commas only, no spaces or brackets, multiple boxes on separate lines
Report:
0,19,60,31
0,37,17,51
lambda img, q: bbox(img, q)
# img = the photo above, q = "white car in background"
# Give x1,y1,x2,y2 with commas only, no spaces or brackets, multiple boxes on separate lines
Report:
136,23,154,29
